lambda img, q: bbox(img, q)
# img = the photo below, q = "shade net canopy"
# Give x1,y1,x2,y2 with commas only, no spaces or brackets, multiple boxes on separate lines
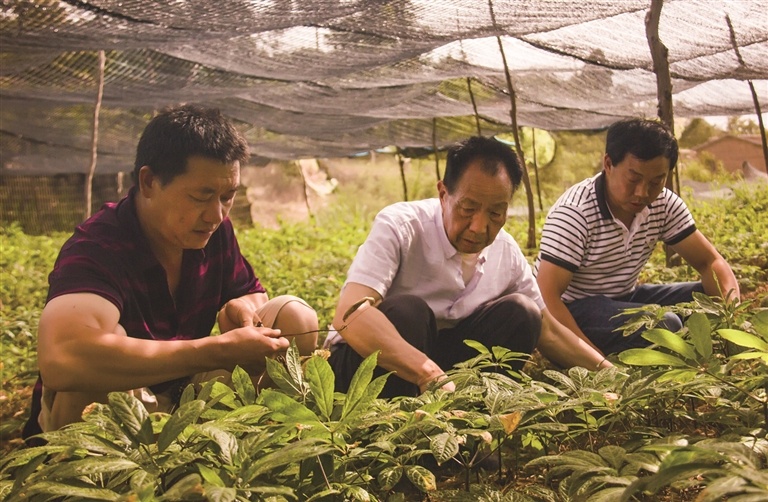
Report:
1,0,766,174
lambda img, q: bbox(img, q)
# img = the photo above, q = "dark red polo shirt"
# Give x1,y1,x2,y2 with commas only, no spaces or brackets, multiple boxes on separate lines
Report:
24,187,263,438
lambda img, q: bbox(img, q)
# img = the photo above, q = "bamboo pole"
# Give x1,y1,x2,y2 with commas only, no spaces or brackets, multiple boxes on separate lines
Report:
488,0,536,249
85,50,105,219
466,77,482,136
726,14,768,174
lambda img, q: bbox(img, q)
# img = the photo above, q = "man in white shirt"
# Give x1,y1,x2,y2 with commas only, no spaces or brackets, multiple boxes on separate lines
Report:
326,136,609,397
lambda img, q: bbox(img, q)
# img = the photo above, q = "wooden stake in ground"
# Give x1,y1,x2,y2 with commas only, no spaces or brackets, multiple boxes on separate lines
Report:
432,117,441,181
646,0,680,266
726,14,768,175
488,0,536,249
85,50,105,219
396,148,409,201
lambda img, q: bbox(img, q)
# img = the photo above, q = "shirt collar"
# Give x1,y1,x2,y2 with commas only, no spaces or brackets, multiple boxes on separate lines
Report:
594,171,613,220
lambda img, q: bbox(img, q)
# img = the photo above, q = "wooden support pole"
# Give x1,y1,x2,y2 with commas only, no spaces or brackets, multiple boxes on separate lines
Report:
466,77,482,136
646,0,679,266
396,148,409,201
296,160,313,219
432,117,441,181
488,0,536,249
85,50,105,219
531,128,543,211
726,14,768,174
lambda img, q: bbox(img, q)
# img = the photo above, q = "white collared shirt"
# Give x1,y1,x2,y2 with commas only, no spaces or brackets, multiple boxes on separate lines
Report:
334,198,543,340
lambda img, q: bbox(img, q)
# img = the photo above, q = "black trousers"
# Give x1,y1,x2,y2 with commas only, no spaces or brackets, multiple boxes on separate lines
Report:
328,293,541,398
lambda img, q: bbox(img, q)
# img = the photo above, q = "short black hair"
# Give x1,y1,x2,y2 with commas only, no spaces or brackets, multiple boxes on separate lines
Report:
605,118,678,169
132,104,249,185
443,136,523,193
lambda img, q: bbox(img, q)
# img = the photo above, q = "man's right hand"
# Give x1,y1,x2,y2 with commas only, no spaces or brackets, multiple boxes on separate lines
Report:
217,324,290,374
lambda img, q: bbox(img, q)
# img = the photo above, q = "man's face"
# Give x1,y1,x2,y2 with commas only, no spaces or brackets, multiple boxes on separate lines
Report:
139,155,240,253
603,153,669,223
438,160,513,254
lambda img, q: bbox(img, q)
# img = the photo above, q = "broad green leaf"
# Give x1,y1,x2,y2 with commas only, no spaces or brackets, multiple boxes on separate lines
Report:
618,349,687,367
10,451,47,492
195,423,238,464
305,488,344,501
3,446,63,470
642,328,697,361
260,388,322,424
244,439,334,481
344,485,372,501
197,463,225,487
687,312,713,359
130,470,156,495
598,445,627,471
179,383,196,405
463,339,489,355
23,481,120,501
339,373,389,426
656,368,698,384
589,486,631,502
205,486,238,502
197,377,219,402
108,392,151,445
265,357,302,396
209,381,239,409
157,399,206,452
405,465,437,492
717,329,768,351
431,432,460,465
378,466,403,491
232,365,256,405
730,352,768,362
162,473,204,500
304,355,335,421
284,342,305,390
342,351,378,418
47,457,138,479
752,310,768,337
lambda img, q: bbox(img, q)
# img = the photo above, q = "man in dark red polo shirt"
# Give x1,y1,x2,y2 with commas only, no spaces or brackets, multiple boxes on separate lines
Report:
24,104,318,437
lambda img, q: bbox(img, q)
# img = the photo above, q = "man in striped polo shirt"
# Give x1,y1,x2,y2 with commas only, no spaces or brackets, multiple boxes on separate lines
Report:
24,105,318,438
535,118,739,355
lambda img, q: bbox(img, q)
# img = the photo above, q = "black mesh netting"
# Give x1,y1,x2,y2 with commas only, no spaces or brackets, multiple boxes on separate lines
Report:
1,0,766,172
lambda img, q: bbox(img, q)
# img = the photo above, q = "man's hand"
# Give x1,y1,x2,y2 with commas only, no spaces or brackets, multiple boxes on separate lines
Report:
218,296,264,333
417,372,456,394
217,324,290,374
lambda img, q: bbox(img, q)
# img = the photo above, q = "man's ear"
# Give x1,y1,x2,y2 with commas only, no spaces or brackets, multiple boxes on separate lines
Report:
602,154,613,172
137,165,156,196
437,179,447,202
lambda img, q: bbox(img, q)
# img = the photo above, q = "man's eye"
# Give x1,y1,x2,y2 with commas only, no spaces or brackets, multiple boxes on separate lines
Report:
191,195,209,202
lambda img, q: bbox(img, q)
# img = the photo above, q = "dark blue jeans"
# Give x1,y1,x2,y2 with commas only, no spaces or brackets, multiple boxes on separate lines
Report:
566,282,705,355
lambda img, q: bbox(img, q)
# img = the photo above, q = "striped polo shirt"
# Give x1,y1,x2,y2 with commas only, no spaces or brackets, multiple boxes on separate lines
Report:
534,172,696,302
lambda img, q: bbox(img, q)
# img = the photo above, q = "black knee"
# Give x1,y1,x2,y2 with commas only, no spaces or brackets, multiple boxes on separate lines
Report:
378,295,437,351
498,293,542,351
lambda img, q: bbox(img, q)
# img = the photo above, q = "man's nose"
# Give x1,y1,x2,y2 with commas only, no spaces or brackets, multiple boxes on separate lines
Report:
469,211,489,233
634,182,650,198
203,199,226,224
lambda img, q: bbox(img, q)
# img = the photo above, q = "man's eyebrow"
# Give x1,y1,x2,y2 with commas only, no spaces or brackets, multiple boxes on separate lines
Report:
627,169,664,180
